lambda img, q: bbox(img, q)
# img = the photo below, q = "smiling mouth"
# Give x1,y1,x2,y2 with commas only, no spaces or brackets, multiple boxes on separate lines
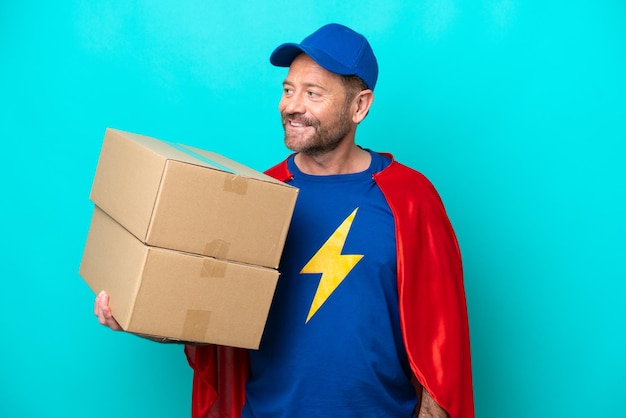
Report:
282,113,315,129
289,120,310,128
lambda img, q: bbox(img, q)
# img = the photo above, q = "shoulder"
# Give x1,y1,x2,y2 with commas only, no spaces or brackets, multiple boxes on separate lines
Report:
375,153,440,195
374,154,455,230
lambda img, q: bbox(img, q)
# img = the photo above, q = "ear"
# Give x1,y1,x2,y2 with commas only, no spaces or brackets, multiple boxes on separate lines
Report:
352,89,374,124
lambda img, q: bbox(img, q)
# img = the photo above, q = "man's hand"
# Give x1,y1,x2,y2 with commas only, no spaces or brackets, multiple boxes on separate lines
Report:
94,291,122,331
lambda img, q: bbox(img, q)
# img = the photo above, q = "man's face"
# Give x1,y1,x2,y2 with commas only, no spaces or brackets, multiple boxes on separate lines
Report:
279,54,354,156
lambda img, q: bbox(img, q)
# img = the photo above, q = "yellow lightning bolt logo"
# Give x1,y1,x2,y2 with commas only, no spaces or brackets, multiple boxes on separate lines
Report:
300,208,363,323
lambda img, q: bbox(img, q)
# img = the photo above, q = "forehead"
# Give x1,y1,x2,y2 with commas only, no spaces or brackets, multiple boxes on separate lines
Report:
284,54,344,88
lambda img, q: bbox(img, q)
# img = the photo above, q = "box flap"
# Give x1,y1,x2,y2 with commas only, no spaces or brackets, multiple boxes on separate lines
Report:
105,129,297,188
183,144,296,187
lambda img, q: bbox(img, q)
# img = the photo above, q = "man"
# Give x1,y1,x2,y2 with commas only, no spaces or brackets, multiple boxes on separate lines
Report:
96,23,474,418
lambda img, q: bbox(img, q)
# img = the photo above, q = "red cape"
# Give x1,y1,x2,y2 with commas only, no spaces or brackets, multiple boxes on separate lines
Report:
185,154,474,418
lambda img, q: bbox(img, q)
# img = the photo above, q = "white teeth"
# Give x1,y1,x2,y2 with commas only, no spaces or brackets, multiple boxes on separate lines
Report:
290,121,306,127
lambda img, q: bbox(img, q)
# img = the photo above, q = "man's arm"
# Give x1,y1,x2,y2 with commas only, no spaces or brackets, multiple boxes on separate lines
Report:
419,387,449,418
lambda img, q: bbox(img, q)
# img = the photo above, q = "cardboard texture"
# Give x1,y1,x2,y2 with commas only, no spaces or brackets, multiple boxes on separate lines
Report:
90,128,298,268
80,207,279,349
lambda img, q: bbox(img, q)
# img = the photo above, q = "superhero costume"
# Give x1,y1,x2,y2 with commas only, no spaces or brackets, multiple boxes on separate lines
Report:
185,153,474,418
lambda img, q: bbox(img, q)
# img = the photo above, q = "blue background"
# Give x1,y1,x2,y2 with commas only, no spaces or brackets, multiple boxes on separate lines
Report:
1,1,624,417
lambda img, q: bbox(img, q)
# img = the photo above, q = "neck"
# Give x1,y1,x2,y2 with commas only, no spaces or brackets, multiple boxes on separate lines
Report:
294,143,371,175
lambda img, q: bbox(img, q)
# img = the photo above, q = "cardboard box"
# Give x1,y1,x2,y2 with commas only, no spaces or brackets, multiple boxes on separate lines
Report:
90,128,297,268
80,207,279,349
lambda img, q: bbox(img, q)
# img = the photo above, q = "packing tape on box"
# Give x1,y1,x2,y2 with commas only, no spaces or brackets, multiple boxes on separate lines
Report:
201,258,227,278
181,309,211,342
165,141,236,174
205,239,231,260
166,141,248,194
222,175,248,195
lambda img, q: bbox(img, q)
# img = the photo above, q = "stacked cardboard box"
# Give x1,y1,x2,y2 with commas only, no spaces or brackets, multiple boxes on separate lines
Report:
79,129,298,349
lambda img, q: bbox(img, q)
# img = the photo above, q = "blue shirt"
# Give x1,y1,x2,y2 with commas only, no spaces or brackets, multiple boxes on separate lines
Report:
242,151,418,417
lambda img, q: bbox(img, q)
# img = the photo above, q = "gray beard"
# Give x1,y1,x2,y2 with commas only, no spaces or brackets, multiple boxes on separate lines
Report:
281,111,352,157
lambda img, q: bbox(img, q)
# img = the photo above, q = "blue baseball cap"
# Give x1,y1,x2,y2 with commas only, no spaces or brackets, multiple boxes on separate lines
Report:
270,23,379,90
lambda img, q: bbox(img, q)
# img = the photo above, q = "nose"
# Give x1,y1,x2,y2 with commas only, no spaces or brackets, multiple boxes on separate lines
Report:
280,93,305,115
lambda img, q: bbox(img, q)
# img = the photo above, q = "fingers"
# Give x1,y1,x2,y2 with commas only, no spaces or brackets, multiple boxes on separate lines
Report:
96,291,109,325
94,291,104,319
94,291,122,331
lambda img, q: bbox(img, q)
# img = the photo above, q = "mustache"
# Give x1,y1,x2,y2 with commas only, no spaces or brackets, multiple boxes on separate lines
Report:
281,112,318,127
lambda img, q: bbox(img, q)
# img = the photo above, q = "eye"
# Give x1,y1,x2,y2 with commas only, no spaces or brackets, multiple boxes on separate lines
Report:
283,87,293,96
307,91,320,99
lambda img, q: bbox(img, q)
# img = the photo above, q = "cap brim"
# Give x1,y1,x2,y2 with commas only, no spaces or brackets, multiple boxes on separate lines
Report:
270,43,353,76
269,43,304,67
